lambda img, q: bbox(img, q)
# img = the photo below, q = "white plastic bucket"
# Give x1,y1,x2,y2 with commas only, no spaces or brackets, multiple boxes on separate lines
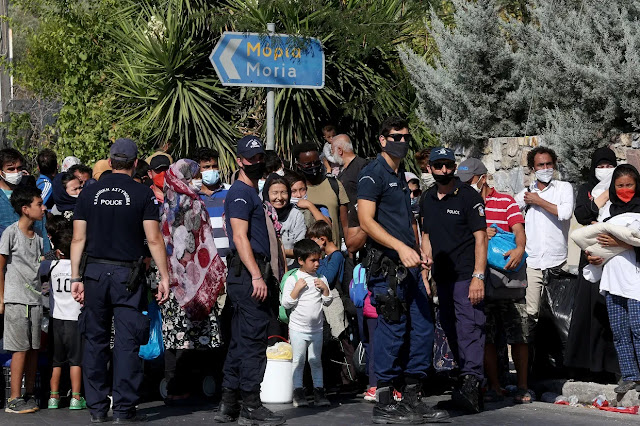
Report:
260,358,293,404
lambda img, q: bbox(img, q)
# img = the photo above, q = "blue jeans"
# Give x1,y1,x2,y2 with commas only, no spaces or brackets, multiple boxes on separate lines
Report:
369,267,434,386
289,329,324,389
605,292,640,381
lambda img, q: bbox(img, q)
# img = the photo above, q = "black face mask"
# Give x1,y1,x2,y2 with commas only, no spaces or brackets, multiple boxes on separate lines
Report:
243,162,266,180
433,172,455,185
382,140,410,159
299,164,324,180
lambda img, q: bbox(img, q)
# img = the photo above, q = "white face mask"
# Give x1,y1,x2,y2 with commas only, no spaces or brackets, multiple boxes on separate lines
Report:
535,168,554,184
421,172,435,188
2,171,23,186
290,194,308,205
70,194,79,198
275,169,285,176
472,175,485,193
595,167,614,182
258,179,266,192
191,179,203,191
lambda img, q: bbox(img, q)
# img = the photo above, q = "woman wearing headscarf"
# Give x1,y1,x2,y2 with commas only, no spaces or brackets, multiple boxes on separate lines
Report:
160,159,226,403
588,164,640,392
50,171,83,218
565,147,619,381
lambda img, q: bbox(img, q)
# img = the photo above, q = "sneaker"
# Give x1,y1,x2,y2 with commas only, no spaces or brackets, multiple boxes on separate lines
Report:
48,396,60,409
23,394,40,412
364,387,377,402
69,396,87,410
292,387,309,408
313,388,330,407
614,379,638,394
5,397,37,414
393,390,403,402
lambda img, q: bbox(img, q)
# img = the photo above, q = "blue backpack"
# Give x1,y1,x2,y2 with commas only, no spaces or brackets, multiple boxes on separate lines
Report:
349,263,367,308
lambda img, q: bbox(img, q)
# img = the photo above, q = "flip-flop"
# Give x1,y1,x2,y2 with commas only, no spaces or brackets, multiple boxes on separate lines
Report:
483,389,504,403
514,388,532,404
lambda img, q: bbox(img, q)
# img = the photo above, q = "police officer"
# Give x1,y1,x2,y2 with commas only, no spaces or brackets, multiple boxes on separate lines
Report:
70,139,170,423
215,136,284,426
358,117,449,424
420,147,488,414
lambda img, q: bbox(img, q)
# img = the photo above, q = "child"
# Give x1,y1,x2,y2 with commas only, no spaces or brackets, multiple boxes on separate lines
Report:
41,225,86,410
281,239,332,408
307,221,345,290
0,186,46,414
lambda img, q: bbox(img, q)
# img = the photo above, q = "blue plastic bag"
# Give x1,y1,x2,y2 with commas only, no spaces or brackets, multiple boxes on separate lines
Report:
487,224,527,272
139,298,164,360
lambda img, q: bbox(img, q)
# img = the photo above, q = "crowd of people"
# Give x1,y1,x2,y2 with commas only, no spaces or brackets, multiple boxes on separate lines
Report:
0,115,639,424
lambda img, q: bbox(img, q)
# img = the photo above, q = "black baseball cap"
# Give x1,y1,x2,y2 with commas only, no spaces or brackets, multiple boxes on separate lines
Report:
149,154,171,170
237,135,265,158
110,138,138,161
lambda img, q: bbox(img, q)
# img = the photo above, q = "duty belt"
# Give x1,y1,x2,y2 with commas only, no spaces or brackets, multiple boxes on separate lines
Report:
227,250,272,281
363,247,408,322
85,255,145,292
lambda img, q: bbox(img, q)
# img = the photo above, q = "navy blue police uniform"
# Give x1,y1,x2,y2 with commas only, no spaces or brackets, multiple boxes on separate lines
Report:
221,180,271,392
357,153,434,388
420,176,487,380
73,140,159,421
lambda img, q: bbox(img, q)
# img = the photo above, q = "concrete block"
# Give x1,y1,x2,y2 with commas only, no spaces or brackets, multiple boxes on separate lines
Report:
562,381,640,407
627,149,640,171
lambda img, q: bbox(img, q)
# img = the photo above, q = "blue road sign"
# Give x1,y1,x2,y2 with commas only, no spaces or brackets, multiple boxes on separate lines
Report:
210,32,325,89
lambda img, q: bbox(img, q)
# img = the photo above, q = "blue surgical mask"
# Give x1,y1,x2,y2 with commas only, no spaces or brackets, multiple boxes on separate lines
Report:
202,169,220,186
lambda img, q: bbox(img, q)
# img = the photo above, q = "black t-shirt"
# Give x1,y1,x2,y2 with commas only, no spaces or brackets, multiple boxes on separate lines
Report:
357,154,414,259
338,156,368,228
73,173,160,261
421,179,486,283
224,180,270,259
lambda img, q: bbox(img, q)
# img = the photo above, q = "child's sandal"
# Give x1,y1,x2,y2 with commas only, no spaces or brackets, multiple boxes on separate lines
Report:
48,391,60,409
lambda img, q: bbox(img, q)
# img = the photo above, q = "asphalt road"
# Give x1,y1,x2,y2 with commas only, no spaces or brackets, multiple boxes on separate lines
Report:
0,393,638,425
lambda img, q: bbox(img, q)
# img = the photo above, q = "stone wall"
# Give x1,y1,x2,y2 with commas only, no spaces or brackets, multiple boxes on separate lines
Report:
472,133,640,196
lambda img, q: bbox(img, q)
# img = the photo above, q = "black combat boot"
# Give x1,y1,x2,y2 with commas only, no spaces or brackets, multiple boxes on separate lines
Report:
292,387,308,407
238,390,285,426
452,375,483,414
402,384,449,423
214,387,241,423
372,386,423,424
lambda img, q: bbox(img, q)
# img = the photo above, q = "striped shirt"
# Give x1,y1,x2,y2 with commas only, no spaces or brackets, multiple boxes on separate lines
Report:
485,188,524,232
200,184,231,264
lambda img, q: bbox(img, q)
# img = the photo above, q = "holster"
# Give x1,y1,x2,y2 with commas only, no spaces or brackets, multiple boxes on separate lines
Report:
125,256,146,293
227,250,273,283
364,248,408,323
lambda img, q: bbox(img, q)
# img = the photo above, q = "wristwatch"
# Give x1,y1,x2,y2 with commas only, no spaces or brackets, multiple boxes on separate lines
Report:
70,277,83,284
472,273,485,281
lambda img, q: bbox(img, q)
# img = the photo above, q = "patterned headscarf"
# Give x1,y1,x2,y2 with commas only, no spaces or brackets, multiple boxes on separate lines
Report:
161,159,226,320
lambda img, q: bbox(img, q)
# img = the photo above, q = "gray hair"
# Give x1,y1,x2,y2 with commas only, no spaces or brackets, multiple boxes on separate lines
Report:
332,134,353,153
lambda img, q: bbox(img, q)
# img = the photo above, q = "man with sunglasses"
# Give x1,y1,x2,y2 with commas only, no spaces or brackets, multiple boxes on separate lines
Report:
358,116,448,424
420,147,488,414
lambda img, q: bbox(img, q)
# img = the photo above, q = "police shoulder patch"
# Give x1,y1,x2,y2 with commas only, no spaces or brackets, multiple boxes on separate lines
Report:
473,202,485,217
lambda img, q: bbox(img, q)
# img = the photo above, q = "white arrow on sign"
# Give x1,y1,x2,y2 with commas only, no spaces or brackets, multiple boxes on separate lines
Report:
220,38,241,80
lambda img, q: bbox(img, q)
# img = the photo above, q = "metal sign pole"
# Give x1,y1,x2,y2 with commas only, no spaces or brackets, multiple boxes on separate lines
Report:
266,22,275,151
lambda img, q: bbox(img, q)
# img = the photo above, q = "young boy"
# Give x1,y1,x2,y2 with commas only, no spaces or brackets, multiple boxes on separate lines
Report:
0,185,46,413
40,225,86,410
281,239,333,408
307,221,345,290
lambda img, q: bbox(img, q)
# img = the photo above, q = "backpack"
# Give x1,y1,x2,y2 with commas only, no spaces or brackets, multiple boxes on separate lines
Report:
278,268,299,324
348,263,367,308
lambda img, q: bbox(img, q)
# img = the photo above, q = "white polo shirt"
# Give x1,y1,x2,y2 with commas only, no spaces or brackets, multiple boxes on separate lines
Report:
515,179,574,270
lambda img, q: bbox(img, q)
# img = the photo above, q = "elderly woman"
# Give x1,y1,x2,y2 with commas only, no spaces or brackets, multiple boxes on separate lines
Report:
160,159,226,404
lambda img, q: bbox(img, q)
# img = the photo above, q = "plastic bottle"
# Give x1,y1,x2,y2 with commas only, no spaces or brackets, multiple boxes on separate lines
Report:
554,395,569,405
592,395,608,408
568,395,579,406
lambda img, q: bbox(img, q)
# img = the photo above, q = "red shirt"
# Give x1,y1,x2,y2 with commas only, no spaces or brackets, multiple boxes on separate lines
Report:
484,188,524,232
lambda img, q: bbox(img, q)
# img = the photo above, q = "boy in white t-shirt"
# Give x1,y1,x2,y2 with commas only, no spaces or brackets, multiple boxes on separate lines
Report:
40,226,86,410
281,239,332,408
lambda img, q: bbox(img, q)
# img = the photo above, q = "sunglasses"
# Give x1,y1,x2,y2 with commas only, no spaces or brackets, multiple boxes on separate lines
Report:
298,160,322,169
386,133,413,143
431,162,455,171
